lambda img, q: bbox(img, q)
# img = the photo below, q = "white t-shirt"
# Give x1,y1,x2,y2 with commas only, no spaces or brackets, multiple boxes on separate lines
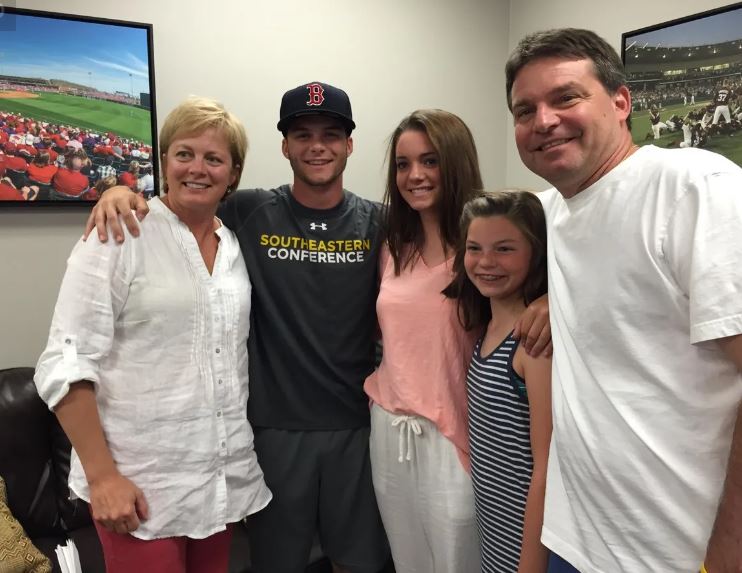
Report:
35,197,271,540
540,145,742,572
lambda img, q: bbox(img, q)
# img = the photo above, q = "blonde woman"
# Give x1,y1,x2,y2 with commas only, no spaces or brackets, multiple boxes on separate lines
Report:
35,98,271,573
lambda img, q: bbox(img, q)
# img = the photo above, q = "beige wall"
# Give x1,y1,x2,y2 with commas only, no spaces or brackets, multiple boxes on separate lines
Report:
504,0,734,191
0,0,510,366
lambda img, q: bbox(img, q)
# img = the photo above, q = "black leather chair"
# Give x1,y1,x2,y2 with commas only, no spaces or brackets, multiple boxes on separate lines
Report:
0,367,104,573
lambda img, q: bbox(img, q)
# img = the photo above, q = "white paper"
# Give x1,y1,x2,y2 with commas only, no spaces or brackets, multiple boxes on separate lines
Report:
54,539,82,573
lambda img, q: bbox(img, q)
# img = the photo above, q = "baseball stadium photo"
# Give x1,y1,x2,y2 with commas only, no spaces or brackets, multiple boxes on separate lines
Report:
623,4,742,167
0,10,156,202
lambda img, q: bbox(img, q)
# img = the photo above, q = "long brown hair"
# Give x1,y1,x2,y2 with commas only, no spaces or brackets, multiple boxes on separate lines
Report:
383,109,483,275
443,190,548,331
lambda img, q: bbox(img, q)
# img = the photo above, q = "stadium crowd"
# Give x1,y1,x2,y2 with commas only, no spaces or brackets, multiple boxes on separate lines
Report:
0,109,154,201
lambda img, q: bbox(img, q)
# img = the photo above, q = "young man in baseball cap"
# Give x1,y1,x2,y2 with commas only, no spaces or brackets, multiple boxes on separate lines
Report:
240,82,389,573
83,82,390,573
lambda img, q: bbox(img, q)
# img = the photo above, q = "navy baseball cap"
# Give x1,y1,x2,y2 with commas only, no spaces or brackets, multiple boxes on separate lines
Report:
277,82,355,135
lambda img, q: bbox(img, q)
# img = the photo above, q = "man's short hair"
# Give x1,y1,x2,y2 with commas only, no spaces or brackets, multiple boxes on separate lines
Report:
505,28,632,129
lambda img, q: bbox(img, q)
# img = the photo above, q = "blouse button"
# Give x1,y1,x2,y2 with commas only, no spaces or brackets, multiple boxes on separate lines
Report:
215,348,221,354
64,338,71,344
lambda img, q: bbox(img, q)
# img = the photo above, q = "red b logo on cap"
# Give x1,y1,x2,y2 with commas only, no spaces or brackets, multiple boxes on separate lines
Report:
306,83,325,106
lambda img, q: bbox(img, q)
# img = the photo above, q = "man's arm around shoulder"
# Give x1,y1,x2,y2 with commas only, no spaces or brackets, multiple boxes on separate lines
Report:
84,185,147,244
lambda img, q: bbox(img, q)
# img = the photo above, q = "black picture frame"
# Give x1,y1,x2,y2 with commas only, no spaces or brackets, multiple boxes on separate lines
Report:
0,6,157,205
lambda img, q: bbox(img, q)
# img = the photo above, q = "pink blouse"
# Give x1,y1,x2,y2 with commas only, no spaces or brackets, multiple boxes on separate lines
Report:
364,245,478,470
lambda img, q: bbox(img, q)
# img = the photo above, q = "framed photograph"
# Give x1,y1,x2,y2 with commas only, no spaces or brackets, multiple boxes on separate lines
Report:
0,7,157,205
621,2,742,167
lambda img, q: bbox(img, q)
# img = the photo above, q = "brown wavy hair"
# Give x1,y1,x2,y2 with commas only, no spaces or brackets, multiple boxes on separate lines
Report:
383,109,483,275
443,190,547,331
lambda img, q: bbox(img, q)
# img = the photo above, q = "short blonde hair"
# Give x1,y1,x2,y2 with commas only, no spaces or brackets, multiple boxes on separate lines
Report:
159,96,248,197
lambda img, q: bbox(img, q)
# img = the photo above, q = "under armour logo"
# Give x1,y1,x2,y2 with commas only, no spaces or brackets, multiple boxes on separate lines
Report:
306,83,325,107
310,222,327,231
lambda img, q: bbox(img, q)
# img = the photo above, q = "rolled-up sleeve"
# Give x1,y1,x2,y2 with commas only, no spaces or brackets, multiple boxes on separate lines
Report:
35,234,133,409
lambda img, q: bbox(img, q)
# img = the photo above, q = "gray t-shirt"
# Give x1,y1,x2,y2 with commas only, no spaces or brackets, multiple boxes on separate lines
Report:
219,185,382,430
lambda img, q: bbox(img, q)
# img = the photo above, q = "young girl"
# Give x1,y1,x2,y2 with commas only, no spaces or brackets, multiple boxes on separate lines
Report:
447,190,551,573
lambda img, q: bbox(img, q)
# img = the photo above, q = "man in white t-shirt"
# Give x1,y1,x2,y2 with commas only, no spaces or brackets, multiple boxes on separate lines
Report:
505,28,742,573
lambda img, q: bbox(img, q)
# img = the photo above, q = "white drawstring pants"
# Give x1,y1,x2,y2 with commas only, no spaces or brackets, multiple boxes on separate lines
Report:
369,404,481,573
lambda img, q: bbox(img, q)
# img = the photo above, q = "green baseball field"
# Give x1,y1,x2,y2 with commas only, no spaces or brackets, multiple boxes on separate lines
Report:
0,91,152,145
631,100,742,167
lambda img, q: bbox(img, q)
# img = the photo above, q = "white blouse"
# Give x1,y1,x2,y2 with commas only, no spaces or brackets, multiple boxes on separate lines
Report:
35,197,271,540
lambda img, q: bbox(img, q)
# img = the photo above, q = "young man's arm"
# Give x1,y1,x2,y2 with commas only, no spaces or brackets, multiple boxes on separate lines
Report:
83,185,148,243
704,334,742,573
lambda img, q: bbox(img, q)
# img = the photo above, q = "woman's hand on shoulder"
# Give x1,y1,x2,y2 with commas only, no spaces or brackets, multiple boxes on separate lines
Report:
89,470,149,534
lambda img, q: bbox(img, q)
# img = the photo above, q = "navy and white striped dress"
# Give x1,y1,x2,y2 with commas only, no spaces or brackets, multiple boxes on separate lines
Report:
468,332,532,572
